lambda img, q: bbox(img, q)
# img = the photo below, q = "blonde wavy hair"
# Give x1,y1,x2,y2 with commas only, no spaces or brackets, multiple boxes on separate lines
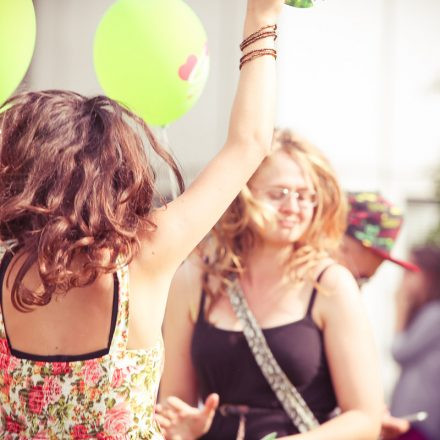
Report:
197,128,347,299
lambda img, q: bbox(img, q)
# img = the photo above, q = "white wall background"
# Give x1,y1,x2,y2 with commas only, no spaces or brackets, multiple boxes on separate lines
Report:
26,0,440,399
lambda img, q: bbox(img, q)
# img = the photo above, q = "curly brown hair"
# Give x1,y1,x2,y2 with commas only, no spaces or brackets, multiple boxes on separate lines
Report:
198,128,347,299
0,90,184,311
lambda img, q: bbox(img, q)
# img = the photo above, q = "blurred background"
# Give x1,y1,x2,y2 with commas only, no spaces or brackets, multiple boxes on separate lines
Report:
23,0,440,400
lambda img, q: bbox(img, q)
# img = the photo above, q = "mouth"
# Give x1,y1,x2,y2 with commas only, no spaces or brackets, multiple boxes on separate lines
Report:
278,219,298,228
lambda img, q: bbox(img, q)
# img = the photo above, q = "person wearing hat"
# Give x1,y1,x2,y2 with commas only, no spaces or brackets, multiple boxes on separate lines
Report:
338,191,418,287
337,191,420,439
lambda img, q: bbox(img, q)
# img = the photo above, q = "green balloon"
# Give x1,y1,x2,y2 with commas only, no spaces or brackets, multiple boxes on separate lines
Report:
94,0,209,126
0,0,36,105
285,0,315,7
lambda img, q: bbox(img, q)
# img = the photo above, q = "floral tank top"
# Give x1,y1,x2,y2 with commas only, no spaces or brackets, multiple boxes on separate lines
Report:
0,251,164,439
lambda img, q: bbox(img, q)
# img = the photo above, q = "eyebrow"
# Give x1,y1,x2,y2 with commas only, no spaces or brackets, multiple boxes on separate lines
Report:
267,185,314,191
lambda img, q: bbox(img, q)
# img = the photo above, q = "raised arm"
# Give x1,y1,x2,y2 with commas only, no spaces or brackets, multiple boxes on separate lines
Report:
138,0,284,276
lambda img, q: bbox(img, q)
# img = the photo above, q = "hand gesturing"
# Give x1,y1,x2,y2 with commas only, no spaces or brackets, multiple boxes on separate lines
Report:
156,394,219,440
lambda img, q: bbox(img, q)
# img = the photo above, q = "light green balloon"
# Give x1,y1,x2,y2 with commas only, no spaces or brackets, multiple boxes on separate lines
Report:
0,0,36,105
94,0,209,126
285,0,314,7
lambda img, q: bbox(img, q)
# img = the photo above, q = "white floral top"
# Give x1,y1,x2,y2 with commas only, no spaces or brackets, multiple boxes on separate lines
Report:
0,257,164,440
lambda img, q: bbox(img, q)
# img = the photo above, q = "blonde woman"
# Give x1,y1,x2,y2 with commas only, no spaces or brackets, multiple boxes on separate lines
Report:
157,129,383,440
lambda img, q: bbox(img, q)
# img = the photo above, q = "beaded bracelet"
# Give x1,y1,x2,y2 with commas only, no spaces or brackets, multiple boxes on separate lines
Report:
240,24,277,51
239,48,277,70
239,24,277,70
240,30,277,51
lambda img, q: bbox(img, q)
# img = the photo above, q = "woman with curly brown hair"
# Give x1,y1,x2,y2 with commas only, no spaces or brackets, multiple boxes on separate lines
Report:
0,1,284,437
158,129,383,440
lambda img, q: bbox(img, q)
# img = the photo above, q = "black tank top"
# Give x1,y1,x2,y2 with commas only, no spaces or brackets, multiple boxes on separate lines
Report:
191,271,337,439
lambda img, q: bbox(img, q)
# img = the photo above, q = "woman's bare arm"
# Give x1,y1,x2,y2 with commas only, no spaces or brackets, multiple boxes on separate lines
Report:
137,0,284,278
280,265,383,440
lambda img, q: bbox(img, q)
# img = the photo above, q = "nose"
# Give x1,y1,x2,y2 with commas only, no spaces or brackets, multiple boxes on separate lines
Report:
280,193,301,213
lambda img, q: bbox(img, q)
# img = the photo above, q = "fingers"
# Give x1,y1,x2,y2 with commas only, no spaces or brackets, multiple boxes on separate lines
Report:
201,393,219,433
382,414,410,431
155,403,175,438
166,395,192,413
157,395,199,422
390,416,410,433
204,393,220,414
156,402,178,424
155,412,171,429
156,396,210,439
380,415,411,440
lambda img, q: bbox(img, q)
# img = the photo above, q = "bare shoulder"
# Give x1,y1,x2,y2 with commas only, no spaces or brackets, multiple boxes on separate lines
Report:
314,261,362,321
318,262,359,296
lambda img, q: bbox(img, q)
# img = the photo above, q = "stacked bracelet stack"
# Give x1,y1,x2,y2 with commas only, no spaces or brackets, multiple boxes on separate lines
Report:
239,48,277,71
239,24,277,70
240,24,278,51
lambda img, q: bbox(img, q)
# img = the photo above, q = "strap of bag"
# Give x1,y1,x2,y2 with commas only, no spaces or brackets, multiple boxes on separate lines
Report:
227,279,320,433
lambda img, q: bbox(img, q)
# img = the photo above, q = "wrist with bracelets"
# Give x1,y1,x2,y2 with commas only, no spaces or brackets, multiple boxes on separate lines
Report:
239,24,277,70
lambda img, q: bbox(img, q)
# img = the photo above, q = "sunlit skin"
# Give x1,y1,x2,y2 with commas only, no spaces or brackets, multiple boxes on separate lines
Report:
200,151,319,332
248,150,315,247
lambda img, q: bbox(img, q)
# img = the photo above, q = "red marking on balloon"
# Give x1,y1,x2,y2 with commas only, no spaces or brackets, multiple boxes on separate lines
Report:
178,55,198,81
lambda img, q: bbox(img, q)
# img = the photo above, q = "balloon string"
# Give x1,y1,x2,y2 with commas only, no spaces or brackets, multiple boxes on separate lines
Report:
159,125,179,201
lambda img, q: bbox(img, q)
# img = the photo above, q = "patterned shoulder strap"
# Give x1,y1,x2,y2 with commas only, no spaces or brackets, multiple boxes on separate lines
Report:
0,307,6,339
109,264,130,352
227,280,320,433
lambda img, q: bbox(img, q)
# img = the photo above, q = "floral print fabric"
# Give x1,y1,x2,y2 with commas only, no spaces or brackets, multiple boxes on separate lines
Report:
0,263,164,439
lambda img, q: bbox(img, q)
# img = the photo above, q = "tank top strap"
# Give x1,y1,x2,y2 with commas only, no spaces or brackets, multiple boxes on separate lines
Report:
0,248,10,339
197,288,208,323
195,267,210,324
306,264,334,317
109,263,130,352
0,312,6,340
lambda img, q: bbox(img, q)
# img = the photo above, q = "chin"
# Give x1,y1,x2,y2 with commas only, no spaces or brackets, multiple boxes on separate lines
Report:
282,226,307,241
266,230,304,246
256,221,308,246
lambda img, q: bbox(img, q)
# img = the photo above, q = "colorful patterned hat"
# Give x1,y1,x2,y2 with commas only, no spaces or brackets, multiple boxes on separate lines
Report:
346,192,418,271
